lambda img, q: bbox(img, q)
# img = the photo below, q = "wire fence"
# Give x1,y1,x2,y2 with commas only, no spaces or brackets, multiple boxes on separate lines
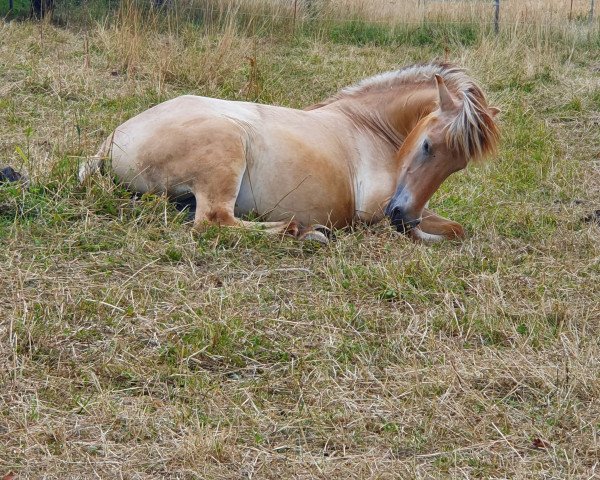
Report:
114,1,600,25
4,0,599,32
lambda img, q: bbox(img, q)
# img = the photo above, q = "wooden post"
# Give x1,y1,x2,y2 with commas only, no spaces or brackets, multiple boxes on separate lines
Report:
293,0,297,34
305,0,315,21
31,0,55,18
494,0,500,34
569,0,574,21
591,0,596,24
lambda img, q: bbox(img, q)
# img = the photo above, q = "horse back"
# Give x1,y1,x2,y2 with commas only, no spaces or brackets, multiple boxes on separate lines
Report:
107,95,358,226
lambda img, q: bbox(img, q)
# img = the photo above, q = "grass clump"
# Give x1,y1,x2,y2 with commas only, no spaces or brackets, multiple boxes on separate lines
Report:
0,3,599,479
329,19,480,48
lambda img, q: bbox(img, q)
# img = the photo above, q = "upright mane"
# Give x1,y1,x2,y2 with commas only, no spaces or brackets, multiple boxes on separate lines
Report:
307,62,499,161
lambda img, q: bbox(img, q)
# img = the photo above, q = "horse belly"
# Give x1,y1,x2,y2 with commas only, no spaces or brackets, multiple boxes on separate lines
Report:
236,150,355,227
234,169,257,217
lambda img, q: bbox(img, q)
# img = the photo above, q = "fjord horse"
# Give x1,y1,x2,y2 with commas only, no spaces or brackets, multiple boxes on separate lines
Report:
79,63,499,243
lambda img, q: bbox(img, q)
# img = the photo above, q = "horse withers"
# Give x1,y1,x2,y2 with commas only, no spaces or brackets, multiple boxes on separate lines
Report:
79,63,499,243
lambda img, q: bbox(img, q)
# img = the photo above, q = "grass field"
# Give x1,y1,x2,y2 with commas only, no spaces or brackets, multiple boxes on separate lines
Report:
1,2,599,478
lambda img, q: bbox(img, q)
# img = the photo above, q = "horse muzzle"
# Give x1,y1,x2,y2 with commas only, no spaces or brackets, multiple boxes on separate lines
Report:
388,207,422,234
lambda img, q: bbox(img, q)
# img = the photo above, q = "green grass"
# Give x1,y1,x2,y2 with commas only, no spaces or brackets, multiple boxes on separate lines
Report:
0,8,599,480
1,0,30,17
329,19,480,48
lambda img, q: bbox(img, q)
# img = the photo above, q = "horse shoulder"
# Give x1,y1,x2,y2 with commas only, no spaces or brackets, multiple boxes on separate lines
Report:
351,137,398,224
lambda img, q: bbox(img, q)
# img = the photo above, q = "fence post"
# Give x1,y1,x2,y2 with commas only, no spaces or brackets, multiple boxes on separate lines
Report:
293,0,297,34
591,0,596,24
494,0,500,34
569,0,574,21
9,0,14,11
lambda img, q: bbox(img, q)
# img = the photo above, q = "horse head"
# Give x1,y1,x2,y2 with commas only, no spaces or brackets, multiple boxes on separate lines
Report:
386,74,500,234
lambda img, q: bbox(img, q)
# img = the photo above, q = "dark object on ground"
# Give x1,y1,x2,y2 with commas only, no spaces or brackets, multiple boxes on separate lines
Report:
31,0,54,18
174,195,197,221
0,166,25,184
582,209,600,226
130,193,196,221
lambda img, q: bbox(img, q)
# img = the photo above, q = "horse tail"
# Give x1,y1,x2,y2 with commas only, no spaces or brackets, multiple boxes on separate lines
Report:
78,135,111,183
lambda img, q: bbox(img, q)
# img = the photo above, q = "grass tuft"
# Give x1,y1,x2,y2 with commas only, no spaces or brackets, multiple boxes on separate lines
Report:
0,2,599,478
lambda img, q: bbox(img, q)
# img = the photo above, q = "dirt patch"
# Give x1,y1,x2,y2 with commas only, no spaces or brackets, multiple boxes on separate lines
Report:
583,209,600,226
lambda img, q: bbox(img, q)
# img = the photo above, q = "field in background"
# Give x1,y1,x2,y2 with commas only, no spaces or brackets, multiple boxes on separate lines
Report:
1,1,599,478
4,1,600,27
184,0,599,24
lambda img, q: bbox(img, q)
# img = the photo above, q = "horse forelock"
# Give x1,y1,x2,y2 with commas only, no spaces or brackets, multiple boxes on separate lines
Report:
445,86,499,162
309,62,499,161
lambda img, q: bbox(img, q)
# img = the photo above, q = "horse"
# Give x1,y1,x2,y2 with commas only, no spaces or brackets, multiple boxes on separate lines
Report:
79,62,500,243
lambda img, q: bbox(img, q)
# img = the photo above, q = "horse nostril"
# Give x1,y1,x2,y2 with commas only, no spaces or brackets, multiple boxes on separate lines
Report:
387,204,421,234
395,220,411,234
392,215,421,234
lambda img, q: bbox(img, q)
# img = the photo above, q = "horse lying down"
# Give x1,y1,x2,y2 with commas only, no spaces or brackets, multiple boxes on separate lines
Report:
79,62,500,244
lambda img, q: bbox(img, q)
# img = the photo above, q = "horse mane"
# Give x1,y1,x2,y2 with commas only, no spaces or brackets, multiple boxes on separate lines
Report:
306,62,499,162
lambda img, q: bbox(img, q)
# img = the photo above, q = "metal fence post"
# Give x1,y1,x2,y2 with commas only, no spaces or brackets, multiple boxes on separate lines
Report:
494,0,500,34
9,0,14,11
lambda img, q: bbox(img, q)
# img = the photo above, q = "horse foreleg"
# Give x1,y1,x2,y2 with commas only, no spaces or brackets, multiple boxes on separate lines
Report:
410,208,465,243
237,219,300,236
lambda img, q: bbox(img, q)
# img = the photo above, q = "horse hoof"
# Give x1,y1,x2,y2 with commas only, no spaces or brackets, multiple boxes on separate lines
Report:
299,229,329,245
408,228,445,244
312,224,335,241
285,220,300,237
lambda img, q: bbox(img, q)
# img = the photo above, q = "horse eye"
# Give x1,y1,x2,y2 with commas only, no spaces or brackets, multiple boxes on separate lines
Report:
422,139,431,155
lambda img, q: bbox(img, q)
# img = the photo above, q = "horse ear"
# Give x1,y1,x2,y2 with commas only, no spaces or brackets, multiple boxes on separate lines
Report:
488,107,501,117
434,74,456,112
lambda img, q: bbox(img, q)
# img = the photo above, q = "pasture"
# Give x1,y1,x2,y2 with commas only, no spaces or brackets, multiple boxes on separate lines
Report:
1,1,599,478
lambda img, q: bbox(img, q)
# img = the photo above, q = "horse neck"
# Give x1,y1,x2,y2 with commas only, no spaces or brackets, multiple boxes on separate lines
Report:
332,85,439,148
385,86,439,137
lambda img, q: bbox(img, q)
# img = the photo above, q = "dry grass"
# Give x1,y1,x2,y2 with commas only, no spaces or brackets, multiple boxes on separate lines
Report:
1,5,600,479
157,1,599,24
321,0,597,23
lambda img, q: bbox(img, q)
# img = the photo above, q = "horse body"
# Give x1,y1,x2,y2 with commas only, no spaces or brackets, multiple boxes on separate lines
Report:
82,63,499,242
95,94,400,227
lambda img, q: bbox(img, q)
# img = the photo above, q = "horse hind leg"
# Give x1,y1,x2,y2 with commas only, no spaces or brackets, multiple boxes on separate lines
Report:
237,215,329,244
187,127,329,243
192,187,329,243
189,160,305,240
192,190,307,239
297,224,332,244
